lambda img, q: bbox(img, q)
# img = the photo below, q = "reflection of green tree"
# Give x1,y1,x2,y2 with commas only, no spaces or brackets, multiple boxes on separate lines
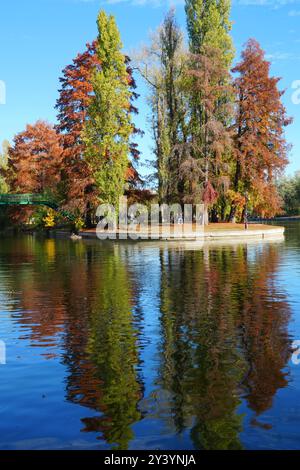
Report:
84,251,141,450
159,248,244,449
158,243,290,449
1,239,142,450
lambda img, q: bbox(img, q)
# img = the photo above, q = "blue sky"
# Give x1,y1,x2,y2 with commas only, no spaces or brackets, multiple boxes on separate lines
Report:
0,0,300,176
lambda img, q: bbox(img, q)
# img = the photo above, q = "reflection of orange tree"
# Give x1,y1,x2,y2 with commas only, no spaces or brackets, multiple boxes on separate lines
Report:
59,243,107,409
7,240,110,343
4,240,142,449
6,238,67,346
158,243,290,449
238,245,290,417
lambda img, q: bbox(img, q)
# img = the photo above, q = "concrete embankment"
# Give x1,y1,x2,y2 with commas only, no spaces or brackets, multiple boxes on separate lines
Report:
80,223,285,242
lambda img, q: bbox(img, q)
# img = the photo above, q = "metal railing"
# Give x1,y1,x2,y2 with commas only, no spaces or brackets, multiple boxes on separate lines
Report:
0,194,52,204
0,194,75,221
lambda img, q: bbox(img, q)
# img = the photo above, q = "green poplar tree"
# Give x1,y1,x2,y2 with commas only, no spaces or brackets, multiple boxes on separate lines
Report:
83,10,133,207
185,0,234,64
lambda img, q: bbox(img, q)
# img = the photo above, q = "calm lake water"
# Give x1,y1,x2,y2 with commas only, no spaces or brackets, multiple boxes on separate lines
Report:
0,222,300,450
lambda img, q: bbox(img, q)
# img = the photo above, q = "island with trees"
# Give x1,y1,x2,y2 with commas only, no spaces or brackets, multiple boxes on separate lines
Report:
0,1,296,239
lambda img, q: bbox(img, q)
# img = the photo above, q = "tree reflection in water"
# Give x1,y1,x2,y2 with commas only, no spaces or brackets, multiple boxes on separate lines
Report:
2,237,291,450
62,245,142,450
157,243,290,449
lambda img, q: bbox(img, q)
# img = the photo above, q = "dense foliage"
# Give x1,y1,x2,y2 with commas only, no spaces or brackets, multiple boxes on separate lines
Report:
230,39,291,220
83,11,135,207
4,121,63,224
135,9,187,204
55,24,140,221
277,172,300,216
7,121,63,195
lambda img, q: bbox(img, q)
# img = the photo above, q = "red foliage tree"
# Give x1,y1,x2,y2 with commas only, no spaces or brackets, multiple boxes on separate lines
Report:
6,120,63,224
55,41,141,219
7,120,62,194
55,42,99,215
230,39,292,220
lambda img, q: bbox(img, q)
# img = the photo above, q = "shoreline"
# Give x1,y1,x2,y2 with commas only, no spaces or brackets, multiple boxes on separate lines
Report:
250,216,300,222
80,223,285,242
0,222,286,242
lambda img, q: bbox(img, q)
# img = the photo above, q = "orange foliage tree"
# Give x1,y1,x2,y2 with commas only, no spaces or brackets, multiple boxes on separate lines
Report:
6,121,63,224
7,120,62,194
230,39,292,220
55,42,100,217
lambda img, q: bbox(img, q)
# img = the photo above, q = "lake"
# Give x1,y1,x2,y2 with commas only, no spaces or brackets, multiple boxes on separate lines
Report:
0,222,300,450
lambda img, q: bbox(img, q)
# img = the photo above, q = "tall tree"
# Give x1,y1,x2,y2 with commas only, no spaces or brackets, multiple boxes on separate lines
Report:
179,45,233,214
82,11,136,207
230,39,292,220
56,42,100,216
56,40,141,219
185,0,234,223
135,9,188,204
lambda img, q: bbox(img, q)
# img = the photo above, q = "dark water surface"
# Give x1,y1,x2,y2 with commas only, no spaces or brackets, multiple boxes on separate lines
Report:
0,222,300,450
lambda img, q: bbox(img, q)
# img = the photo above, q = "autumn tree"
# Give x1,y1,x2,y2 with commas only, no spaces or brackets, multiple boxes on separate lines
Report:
230,39,292,220
56,37,141,219
55,42,100,218
135,9,188,204
7,121,62,195
3,121,62,224
82,10,137,207
184,0,234,223
179,45,233,220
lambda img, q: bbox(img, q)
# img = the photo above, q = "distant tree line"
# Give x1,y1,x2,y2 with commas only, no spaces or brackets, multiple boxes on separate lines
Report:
0,1,293,228
277,172,300,216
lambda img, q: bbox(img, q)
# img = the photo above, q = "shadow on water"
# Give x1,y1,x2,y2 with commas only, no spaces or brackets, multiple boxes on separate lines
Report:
0,226,296,450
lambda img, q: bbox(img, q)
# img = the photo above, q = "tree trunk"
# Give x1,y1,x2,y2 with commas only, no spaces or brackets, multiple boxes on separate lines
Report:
229,159,241,223
229,205,237,223
204,204,209,225
85,202,92,228
211,207,219,223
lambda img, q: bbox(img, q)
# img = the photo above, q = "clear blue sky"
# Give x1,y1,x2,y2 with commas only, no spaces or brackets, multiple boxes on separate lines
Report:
0,0,299,176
